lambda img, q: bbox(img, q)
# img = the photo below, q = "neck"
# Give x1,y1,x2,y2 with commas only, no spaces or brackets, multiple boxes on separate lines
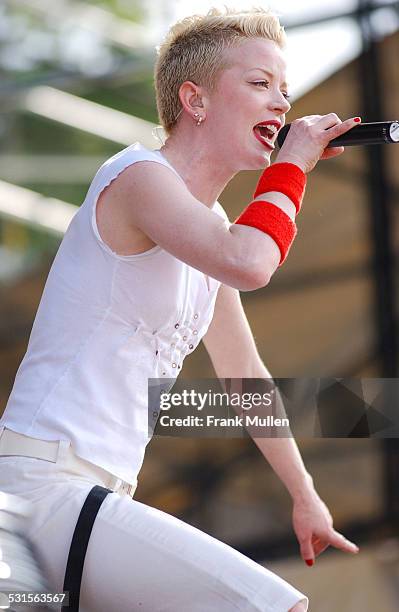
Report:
158,129,235,207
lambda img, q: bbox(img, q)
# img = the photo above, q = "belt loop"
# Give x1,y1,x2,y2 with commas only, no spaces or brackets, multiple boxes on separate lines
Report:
56,439,71,467
0,426,4,438
111,477,122,491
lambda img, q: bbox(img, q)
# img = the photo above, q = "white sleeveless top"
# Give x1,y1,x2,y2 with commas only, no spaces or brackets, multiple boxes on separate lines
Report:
0,143,229,485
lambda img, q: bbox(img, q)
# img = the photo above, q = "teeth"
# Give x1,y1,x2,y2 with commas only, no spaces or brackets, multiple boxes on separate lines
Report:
262,124,278,134
255,128,274,147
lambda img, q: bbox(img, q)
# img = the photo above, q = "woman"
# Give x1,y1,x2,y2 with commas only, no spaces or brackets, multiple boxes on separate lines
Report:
0,7,360,611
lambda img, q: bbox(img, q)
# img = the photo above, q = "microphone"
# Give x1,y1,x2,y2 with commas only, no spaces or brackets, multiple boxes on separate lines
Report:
277,120,399,149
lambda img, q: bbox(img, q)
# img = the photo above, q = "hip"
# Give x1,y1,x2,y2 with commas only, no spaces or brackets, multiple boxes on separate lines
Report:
0,426,137,498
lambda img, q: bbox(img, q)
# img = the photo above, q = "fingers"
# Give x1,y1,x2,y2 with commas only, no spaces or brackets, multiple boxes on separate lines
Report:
308,113,361,145
328,529,360,554
312,537,330,557
300,537,329,566
326,116,361,141
315,112,342,130
278,113,360,173
300,530,359,566
320,146,345,160
299,537,315,566
319,115,361,158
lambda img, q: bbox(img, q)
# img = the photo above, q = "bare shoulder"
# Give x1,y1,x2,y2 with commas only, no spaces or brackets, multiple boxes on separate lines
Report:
95,161,166,257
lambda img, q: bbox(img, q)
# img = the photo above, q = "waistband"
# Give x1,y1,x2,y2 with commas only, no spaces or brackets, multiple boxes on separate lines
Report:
0,426,137,499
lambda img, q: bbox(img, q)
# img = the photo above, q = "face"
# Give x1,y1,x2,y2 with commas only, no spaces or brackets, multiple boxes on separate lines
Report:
205,37,291,170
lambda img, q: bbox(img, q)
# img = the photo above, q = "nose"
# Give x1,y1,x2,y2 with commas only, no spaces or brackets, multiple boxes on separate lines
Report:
269,90,291,115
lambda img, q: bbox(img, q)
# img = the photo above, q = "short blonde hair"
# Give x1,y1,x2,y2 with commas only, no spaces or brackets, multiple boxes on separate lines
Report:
154,6,287,136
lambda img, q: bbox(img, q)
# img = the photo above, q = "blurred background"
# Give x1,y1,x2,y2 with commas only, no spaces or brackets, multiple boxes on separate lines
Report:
0,0,398,609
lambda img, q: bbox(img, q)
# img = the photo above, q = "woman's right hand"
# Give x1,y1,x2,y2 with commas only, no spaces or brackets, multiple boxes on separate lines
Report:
275,114,361,174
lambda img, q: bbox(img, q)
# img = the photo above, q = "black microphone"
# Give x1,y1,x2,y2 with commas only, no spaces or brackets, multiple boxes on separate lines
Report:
277,120,399,149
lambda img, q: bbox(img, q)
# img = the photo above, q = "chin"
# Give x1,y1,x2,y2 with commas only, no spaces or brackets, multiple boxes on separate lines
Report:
231,145,272,172
251,150,272,170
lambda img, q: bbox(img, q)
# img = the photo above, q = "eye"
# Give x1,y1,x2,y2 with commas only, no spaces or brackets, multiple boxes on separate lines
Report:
252,80,269,88
253,81,291,101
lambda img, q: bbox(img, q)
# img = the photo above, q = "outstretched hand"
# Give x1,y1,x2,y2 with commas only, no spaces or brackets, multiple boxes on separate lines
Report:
292,488,359,566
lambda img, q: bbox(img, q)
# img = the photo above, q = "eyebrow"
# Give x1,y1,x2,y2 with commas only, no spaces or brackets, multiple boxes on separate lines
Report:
250,67,289,90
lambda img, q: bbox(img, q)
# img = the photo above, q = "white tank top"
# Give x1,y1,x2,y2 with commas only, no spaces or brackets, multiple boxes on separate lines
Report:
0,142,229,485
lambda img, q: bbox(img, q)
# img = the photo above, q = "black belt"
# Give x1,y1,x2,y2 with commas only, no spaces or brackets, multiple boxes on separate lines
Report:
62,485,112,611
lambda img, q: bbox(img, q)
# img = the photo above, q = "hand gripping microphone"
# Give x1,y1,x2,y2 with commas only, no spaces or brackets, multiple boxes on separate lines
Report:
277,120,399,149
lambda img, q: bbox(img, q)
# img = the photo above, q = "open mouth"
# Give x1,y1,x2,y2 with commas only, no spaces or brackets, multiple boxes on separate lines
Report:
253,124,277,150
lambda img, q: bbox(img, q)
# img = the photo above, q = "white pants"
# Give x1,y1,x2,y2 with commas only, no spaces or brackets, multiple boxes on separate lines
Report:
0,445,309,611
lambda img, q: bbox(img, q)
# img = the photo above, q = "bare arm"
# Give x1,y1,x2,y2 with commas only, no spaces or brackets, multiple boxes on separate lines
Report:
203,284,360,561
107,161,295,291
202,282,314,501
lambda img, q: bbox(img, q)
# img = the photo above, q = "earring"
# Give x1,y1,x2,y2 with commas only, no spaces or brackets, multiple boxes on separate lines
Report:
193,113,204,126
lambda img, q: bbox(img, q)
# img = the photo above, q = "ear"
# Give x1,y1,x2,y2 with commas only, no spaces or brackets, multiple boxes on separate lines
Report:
178,81,206,119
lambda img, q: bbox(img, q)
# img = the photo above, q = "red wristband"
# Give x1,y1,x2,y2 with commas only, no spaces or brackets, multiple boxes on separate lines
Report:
253,162,306,214
234,200,297,265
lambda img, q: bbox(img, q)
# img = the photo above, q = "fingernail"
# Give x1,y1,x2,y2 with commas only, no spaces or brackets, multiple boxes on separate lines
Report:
305,559,314,566
354,117,361,123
